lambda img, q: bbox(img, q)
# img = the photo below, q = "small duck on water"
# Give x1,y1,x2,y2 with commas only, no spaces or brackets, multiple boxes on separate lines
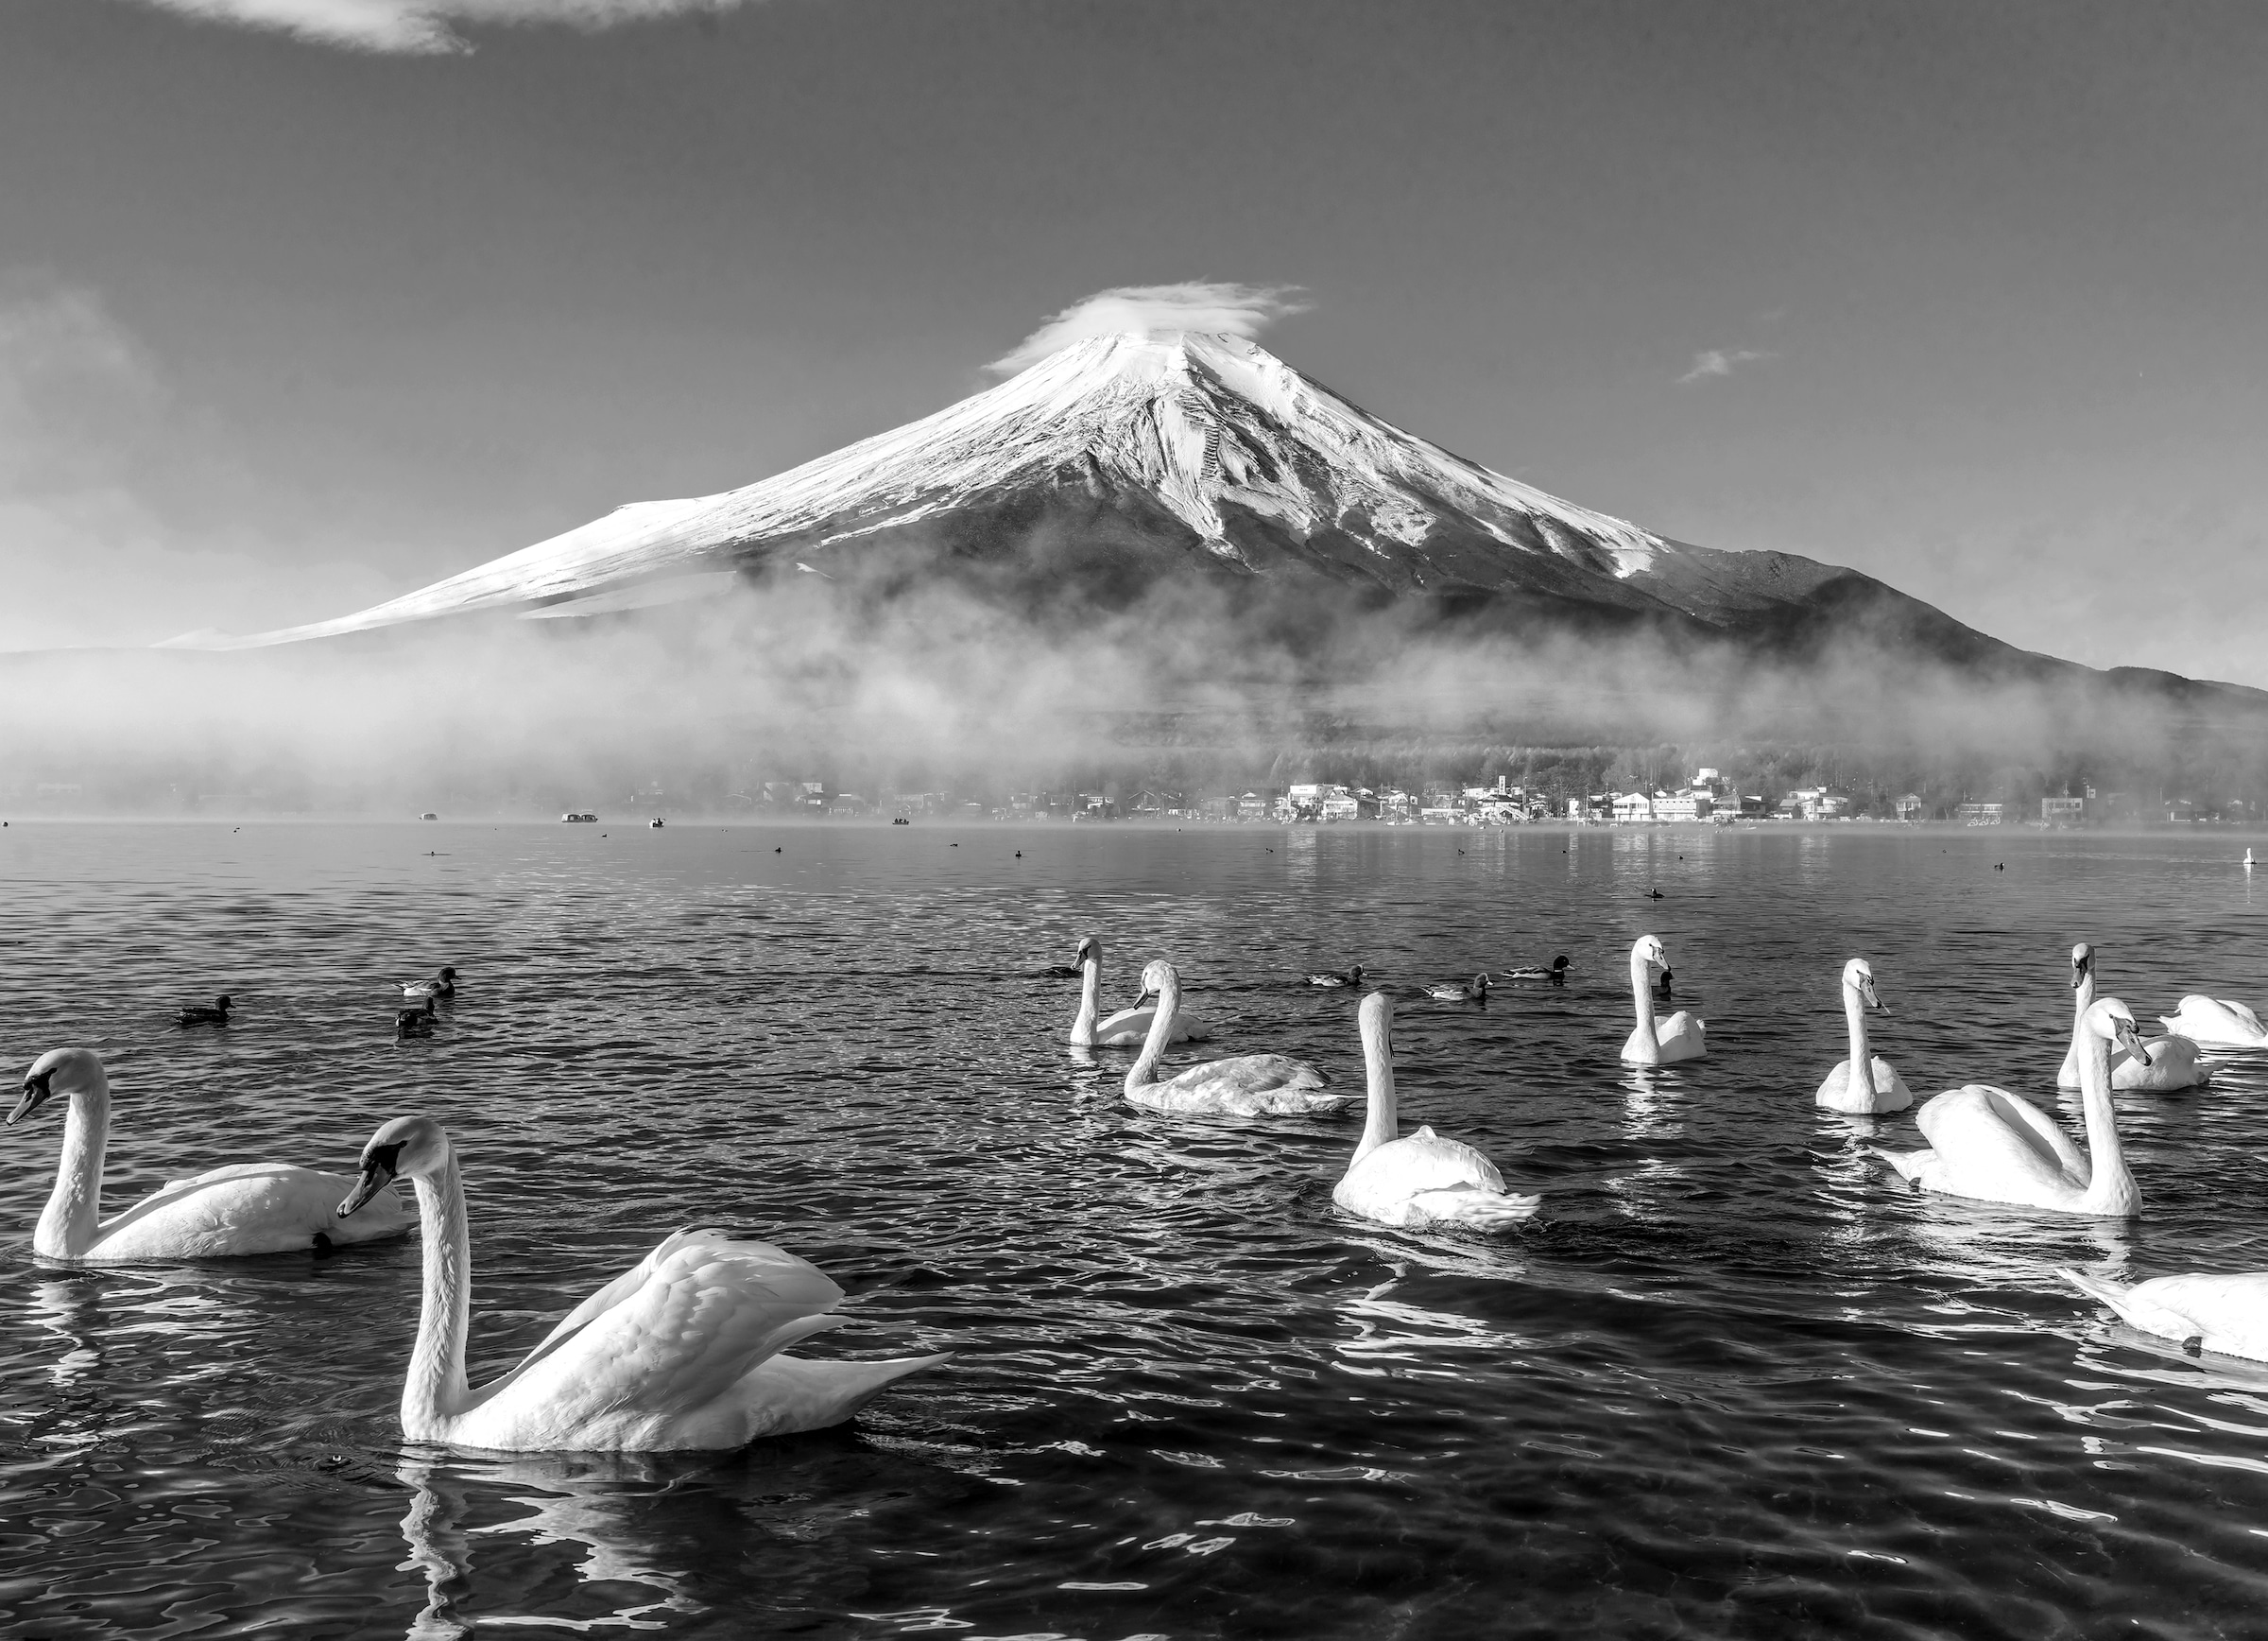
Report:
1425,974,1490,1002
1506,956,1571,987
401,966,457,1002
179,994,232,1027
1307,964,1366,989
396,999,438,1039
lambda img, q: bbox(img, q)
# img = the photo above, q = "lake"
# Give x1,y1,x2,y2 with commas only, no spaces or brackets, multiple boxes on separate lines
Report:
3,820,2267,1639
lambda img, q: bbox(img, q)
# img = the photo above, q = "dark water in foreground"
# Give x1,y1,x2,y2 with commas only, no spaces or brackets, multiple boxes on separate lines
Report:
5,820,2268,1640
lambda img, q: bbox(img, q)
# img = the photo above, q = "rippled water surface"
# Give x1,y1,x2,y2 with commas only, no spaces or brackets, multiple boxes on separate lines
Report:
7,820,2268,1639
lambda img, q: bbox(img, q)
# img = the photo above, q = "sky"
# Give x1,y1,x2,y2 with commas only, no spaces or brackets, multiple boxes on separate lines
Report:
3,0,2266,683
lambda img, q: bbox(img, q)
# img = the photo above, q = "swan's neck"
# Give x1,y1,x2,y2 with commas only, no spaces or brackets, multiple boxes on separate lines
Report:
1629,954,1659,1055
2075,1030,2135,1210
1125,976,1178,1096
1071,953,1101,1045
2070,969,2096,1044
36,1080,111,1260
1352,1023,1398,1166
404,1156,473,1431
1843,985,1874,1101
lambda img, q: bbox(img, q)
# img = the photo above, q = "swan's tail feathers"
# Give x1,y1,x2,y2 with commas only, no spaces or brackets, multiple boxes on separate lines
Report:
1414,1187,1542,1230
2058,1268,2192,1342
1868,1146,1933,1183
739,1350,954,1436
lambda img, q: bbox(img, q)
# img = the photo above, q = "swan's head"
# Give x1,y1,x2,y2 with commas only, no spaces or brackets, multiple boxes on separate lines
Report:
1359,988,1394,1054
1632,935,1667,973
2070,942,2094,989
1135,959,1179,1001
9,1046,105,1126
1843,958,1886,1011
2079,997,2146,1060
339,1114,449,1218
1075,935,1098,964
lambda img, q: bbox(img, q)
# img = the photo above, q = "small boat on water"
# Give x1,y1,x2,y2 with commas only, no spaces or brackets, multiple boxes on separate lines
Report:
561,812,599,823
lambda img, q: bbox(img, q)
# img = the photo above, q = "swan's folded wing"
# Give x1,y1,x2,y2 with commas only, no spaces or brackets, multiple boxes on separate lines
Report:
499,1234,850,1416
1349,1130,1505,1198
1916,1085,2086,1183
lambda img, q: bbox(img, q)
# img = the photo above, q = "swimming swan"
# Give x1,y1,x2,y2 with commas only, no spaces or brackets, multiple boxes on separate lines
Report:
1333,992,1539,1230
2158,994,2268,1049
1124,960,1352,1117
2058,943,2209,1091
1874,998,2148,1216
1068,935,1209,1047
1814,958,1912,1114
2061,1266,2268,1361
9,1046,411,1261
335,1115,949,1451
1621,936,1705,1065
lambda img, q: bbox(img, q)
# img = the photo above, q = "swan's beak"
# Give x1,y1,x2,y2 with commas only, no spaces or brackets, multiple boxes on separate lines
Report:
1861,979,1888,1012
7,1074,52,1126
337,1143,404,1218
2070,961,2088,991
2112,1019,2148,1060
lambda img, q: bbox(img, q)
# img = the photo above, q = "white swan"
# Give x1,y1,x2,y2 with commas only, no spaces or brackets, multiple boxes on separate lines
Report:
2061,1267,2268,1361
1621,935,1705,1065
1814,959,1912,1114
336,1115,948,1451
2057,943,2210,1091
1333,992,1538,1230
1068,935,1209,1047
9,1046,411,1261
2158,993,2268,1049
1124,960,1353,1117
1874,998,2147,1216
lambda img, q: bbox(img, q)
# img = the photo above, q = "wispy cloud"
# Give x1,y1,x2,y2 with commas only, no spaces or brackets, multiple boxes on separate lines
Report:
988,282,1311,375
116,0,751,55
1676,346,1775,386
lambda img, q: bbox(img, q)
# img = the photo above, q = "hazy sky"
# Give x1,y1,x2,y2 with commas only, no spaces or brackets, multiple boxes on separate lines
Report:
4,0,2265,683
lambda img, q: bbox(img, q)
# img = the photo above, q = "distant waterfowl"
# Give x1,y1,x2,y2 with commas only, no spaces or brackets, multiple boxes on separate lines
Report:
1307,964,1365,989
397,1001,438,1040
1423,974,1489,1003
2247,848,2257,872
1645,889,1665,901
1653,967,1674,1001
335,1115,946,1450
1124,960,1349,1117
2158,993,2268,1049
1873,998,2146,1216
1814,959,1912,1114
1506,956,1570,986
179,995,232,1028
1069,935,1210,1046
1333,992,1539,1231
2062,1267,2268,1361
1621,936,1705,1065
2057,943,2209,1091
9,1046,410,1261
402,967,457,1002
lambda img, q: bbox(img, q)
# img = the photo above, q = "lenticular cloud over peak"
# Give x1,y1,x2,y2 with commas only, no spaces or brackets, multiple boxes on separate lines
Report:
987,282,1310,375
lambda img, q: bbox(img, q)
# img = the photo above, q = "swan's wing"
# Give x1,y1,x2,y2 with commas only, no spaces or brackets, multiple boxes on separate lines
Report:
1345,1129,1505,1197
2216,999,2266,1036
1162,1053,1326,1096
518,1227,831,1366
94,1164,407,1257
2128,1273,2268,1359
1915,1085,2086,1187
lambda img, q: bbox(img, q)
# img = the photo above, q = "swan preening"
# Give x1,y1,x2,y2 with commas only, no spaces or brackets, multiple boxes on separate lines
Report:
1814,959,1912,1114
1424,974,1489,1002
1875,997,2147,1216
2158,994,2268,1049
9,1046,411,1261
2057,943,2210,1091
2062,1267,2268,1361
336,1115,947,1451
1068,935,1210,1047
1125,960,1351,1117
1621,936,1704,1065
1332,993,1538,1231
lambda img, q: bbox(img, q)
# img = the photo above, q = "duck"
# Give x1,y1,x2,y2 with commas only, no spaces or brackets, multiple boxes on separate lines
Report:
1306,964,1365,989
2157,993,2268,1049
335,1115,947,1450
397,1001,438,1040
1332,992,1539,1230
2057,943,2210,1091
1069,935,1210,1046
1423,974,1490,1003
401,967,457,1002
2061,1266,2268,1361
1813,958,1912,1114
179,995,232,1028
1621,936,1705,1065
1506,956,1570,987
1124,960,1351,1117
1653,966,1675,1001
8,1046,411,1260
1872,998,2147,1216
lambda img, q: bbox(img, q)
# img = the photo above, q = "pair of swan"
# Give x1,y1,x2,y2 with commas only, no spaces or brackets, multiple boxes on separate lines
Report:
10,1047,947,1452
1621,936,1704,1065
1814,959,1913,1114
1876,998,2147,1216
2057,943,2210,1090
1068,935,1208,1046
